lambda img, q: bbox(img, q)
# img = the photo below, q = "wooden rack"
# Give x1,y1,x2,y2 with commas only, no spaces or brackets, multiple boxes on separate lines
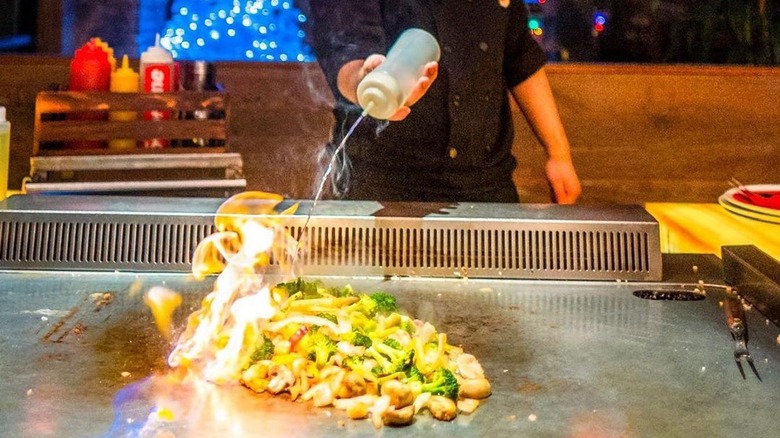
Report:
26,91,245,196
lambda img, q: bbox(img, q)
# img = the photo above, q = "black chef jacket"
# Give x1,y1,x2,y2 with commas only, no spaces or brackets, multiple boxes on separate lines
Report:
309,0,547,202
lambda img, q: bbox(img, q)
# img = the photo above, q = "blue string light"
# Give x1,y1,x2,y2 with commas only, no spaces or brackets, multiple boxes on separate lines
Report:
153,0,313,61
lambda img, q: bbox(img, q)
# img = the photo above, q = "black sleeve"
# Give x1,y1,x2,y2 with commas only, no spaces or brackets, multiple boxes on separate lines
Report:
503,1,547,88
308,1,387,98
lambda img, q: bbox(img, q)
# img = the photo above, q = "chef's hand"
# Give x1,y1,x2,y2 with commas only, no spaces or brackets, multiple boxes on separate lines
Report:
358,55,439,121
337,57,438,119
545,158,581,204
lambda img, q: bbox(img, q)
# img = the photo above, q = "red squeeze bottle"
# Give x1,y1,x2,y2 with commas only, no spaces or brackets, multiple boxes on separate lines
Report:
67,40,112,149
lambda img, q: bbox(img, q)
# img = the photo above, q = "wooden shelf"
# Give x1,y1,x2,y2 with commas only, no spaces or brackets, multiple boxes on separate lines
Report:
33,90,229,155
29,90,244,196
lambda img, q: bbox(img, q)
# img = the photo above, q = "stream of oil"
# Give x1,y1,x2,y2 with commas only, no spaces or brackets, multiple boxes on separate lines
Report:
299,111,368,244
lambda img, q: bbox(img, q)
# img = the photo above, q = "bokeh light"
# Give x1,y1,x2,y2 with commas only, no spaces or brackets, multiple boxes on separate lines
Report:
153,0,313,61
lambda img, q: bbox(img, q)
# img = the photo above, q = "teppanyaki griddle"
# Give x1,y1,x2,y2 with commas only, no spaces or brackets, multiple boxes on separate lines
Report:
1,195,778,437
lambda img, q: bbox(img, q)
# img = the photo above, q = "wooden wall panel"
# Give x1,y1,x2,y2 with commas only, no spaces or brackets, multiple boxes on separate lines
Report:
514,65,780,203
0,57,777,204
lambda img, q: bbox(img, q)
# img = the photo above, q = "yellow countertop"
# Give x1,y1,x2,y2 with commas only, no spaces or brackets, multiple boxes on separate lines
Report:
645,202,780,261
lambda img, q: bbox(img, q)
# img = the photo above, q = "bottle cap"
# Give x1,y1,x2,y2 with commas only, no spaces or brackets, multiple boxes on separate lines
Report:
358,87,389,118
141,34,173,63
0,106,5,122
111,55,140,92
357,71,404,120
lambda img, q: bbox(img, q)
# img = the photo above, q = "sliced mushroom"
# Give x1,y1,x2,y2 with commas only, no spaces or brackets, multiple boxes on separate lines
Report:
428,395,457,421
338,371,367,399
380,379,414,408
337,341,366,357
333,394,377,410
302,381,334,407
457,398,480,414
241,361,270,392
346,402,370,419
413,392,431,414
267,365,295,394
459,377,491,399
383,405,416,426
370,395,392,429
456,353,485,379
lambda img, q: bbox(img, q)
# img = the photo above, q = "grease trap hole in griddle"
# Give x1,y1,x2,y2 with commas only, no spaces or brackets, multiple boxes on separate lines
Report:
633,289,706,301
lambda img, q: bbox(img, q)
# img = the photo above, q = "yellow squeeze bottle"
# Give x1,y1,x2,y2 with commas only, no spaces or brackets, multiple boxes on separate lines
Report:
109,55,140,150
0,106,10,201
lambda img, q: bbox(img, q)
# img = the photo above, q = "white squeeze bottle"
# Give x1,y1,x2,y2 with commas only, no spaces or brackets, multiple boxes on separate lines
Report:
140,34,175,148
357,28,441,120
0,106,10,201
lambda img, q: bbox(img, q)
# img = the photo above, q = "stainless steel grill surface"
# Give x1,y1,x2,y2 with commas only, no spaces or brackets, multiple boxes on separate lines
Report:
0,256,779,437
0,195,661,281
1,196,777,437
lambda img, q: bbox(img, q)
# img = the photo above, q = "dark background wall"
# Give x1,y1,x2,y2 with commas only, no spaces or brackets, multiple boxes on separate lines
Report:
61,0,139,57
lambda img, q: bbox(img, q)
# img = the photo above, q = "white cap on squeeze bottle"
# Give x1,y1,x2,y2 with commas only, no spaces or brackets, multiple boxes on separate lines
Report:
0,106,9,136
357,28,441,120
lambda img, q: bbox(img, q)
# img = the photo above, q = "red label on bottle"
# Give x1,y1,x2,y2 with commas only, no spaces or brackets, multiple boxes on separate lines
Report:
143,64,173,93
142,63,173,148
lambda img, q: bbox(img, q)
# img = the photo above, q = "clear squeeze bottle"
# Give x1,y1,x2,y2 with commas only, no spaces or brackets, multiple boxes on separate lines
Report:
356,28,441,120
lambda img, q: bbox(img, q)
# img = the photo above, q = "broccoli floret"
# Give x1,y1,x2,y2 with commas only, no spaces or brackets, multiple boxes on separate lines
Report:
349,292,398,318
343,355,365,371
370,292,397,315
307,331,337,368
316,312,338,325
382,337,402,350
349,311,378,335
368,339,415,375
277,278,322,299
350,294,378,318
421,368,459,400
329,284,355,298
404,365,425,384
351,329,373,348
371,365,385,377
249,336,275,363
399,316,417,335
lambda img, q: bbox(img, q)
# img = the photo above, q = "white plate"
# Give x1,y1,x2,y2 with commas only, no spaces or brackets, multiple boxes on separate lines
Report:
718,194,780,224
721,184,780,216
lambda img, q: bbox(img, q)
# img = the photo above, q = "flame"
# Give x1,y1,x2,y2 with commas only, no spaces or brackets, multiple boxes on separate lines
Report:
158,191,299,384
144,286,183,340
130,190,492,434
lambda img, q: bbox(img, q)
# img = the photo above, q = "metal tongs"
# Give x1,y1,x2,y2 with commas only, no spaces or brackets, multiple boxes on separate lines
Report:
723,288,762,381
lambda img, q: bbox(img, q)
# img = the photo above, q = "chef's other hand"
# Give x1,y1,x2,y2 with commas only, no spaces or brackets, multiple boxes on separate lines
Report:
545,158,581,204
361,55,439,121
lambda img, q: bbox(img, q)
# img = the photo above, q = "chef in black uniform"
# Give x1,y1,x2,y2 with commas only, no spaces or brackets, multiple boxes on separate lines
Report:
308,0,581,204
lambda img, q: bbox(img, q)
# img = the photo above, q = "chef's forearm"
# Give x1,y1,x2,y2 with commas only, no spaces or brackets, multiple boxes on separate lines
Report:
509,68,573,163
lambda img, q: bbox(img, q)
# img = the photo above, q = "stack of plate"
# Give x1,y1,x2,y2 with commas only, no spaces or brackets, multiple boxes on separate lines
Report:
718,184,780,224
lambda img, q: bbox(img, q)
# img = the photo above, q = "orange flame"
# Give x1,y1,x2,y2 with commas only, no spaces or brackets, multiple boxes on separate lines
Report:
158,191,299,383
